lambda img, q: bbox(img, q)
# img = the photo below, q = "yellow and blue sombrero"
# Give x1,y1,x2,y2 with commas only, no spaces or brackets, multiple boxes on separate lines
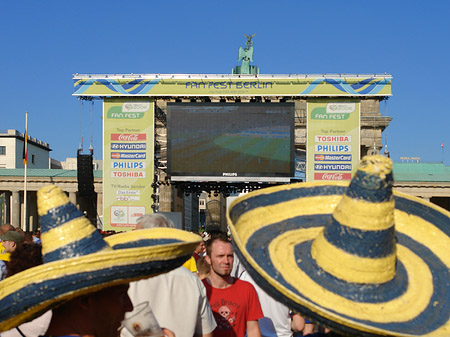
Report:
0,185,200,333
227,155,450,337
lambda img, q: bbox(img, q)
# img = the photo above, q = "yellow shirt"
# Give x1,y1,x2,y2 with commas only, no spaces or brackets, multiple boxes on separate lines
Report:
0,242,10,262
182,256,197,273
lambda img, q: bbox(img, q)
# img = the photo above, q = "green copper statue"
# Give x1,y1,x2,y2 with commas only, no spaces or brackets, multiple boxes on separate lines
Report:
233,34,259,75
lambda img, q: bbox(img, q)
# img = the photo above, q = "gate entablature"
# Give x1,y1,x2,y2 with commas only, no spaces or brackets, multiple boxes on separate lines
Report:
73,73,392,98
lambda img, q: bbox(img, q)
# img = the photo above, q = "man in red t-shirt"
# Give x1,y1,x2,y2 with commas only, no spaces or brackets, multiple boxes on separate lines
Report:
202,233,263,337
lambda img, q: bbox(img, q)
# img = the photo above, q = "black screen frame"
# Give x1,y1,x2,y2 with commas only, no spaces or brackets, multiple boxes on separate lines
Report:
166,102,295,183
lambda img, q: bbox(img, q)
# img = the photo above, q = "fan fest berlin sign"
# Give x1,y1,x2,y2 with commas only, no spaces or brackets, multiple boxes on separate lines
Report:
103,98,154,231
306,99,360,181
73,75,392,97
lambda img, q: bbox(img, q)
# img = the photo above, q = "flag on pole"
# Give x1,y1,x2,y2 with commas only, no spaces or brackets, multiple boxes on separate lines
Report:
23,112,28,165
442,143,444,149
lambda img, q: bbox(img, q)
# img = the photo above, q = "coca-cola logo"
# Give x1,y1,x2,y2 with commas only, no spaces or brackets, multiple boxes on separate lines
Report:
110,133,146,141
314,172,352,181
119,134,138,141
324,173,344,180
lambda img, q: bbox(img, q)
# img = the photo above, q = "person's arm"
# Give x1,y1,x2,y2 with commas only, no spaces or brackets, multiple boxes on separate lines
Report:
246,320,261,337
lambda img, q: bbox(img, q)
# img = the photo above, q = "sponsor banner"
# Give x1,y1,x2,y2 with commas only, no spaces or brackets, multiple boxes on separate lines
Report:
104,98,154,231
307,99,360,181
111,152,146,159
111,143,146,150
111,133,147,141
111,162,146,169
314,172,353,181
314,164,352,171
315,154,352,162
73,76,392,97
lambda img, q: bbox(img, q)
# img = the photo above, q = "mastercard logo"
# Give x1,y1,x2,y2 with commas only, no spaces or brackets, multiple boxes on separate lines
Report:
315,154,325,161
111,153,120,159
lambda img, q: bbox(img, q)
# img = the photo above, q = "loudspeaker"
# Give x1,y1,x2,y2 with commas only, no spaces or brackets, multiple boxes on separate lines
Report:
77,154,95,197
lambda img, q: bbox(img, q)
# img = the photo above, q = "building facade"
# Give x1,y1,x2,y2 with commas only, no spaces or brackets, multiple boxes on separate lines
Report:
0,129,51,169
0,169,102,231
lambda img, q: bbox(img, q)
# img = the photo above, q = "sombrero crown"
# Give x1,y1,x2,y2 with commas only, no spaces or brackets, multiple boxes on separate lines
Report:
0,185,200,332
228,155,450,336
311,156,396,285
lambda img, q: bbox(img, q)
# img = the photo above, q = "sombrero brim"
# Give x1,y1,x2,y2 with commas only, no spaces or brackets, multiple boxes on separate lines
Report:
0,228,200,332
228,181,450,337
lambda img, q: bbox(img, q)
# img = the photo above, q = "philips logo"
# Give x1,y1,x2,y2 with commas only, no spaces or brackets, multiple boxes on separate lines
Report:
111,162,146,169
315,145,351,152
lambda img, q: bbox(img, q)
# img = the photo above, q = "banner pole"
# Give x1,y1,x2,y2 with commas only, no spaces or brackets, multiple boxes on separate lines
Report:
23,111,28,231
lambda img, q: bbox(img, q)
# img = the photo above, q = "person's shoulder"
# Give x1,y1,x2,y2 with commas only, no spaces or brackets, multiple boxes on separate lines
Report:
173,266,205,287
172,265,193,276
233,278,252,286
233,278,259,292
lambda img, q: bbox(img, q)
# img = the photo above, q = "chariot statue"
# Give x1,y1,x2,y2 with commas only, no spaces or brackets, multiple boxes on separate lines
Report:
233,34,259,75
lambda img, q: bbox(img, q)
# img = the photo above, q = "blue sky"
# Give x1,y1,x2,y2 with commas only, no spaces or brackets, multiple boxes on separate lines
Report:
1,0,450,164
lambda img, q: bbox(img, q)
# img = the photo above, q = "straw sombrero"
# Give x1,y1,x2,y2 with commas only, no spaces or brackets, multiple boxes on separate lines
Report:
0,185,200,333
228,155,450,336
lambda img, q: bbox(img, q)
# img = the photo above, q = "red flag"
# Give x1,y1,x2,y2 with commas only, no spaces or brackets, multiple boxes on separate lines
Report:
442,143,444,149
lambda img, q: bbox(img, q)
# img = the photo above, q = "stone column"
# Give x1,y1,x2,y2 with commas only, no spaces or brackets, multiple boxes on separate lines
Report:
28,191,38,232
96,192,103,220
205,194,221,231
11,190,20,228
4,191,11,224
69,192,77,205
158,171,173,212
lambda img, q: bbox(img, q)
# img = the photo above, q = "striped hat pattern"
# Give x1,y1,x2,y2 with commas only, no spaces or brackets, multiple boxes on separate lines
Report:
228,155,450,336
0,185,200,333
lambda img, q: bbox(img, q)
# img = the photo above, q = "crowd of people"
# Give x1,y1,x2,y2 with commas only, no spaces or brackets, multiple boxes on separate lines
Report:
0,224,41,280
1,155,449,337
0,215,323,337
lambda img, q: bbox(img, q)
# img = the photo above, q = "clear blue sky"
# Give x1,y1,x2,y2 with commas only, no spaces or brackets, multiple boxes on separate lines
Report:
1,0,450,164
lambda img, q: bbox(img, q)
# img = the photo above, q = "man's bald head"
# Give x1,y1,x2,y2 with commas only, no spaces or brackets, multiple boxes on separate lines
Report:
135,214,174,230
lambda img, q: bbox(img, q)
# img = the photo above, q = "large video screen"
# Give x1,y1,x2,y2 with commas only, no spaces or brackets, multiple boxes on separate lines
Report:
167,102,294,182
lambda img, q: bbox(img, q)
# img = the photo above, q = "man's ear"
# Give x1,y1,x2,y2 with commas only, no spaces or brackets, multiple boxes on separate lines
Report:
204,254,211,265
